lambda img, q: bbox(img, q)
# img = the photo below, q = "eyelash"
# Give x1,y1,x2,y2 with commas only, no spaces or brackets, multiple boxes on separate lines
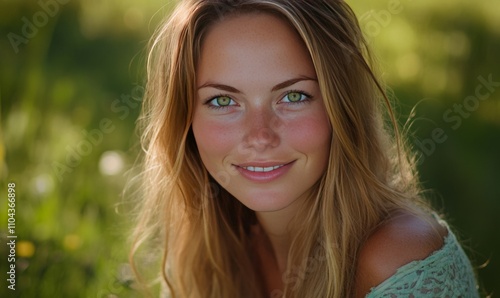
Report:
203,90,313,110
204,94,235,110
280,90,313,105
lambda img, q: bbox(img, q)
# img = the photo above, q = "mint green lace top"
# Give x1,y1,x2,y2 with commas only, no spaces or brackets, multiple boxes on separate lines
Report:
365,225,479,297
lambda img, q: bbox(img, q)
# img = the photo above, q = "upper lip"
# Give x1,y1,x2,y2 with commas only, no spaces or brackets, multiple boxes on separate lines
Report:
234,160,295,168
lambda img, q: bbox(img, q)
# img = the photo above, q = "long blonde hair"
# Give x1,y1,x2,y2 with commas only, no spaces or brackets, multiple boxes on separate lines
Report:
130,0,425,297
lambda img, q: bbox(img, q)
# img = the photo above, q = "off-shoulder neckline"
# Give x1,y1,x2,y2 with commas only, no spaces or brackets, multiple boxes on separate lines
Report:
365,220,456,296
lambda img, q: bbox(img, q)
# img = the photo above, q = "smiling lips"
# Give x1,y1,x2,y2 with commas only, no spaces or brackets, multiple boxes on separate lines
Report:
235,161,294,182
242,165,284,172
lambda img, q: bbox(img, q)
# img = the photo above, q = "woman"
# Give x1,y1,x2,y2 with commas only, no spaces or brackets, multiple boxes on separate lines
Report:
130,0,479,297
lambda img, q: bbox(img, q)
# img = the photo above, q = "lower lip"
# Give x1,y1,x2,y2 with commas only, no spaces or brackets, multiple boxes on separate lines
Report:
235,162,294,183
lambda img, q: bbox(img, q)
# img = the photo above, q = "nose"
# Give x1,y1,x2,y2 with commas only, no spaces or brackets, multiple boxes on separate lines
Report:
242,107,281,152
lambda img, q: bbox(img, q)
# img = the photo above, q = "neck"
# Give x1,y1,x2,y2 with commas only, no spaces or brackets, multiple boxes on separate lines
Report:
255,199,302,273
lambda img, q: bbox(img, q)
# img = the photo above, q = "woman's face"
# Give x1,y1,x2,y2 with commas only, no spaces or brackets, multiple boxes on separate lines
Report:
192,13,332,212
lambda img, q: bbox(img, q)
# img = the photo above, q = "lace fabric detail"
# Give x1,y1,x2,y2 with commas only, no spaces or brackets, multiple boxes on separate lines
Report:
365,225,479,297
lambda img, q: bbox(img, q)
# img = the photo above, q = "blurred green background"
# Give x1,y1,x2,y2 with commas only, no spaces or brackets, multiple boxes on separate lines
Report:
0,0,498,297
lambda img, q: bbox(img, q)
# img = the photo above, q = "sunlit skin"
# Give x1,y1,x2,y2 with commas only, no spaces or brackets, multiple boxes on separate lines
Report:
188,10,453,296
193,13,331,214
191,13,332,284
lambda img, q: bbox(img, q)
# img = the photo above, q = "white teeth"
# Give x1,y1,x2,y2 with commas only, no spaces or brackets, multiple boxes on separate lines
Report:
244,165,283,172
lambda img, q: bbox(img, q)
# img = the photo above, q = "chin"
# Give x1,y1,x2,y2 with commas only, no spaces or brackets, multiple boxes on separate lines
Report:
234,192,301,213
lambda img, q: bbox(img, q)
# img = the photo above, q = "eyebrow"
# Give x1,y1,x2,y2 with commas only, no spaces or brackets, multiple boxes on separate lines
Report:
271,76,317,91
197,76,318,93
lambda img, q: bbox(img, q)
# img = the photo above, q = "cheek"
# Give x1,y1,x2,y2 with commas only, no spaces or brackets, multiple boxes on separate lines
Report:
284,112,332,153
192,116,237,165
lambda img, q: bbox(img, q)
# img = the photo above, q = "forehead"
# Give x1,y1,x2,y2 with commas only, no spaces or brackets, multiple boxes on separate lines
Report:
196,12,316,86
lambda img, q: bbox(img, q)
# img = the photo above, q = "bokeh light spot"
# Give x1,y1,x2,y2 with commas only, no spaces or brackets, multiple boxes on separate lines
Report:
17,241,36,258
99,151,124,176
63,234,82,251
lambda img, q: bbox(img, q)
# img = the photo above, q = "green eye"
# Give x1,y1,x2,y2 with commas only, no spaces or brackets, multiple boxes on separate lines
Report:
283,91,308,103
206,95,236,109
287,92,302,102
216,96,232,106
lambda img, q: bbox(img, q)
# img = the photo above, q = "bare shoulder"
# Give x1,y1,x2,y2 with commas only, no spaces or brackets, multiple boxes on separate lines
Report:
354,210,448,297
